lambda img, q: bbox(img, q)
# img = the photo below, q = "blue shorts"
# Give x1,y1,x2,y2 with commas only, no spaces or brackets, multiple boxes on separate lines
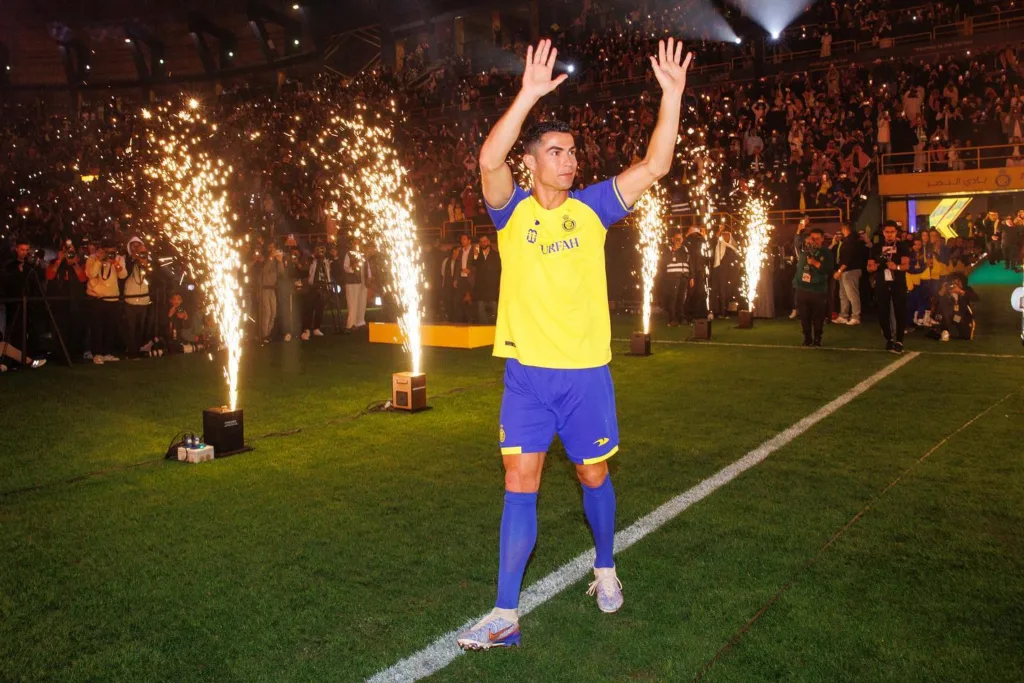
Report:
499,359,620,466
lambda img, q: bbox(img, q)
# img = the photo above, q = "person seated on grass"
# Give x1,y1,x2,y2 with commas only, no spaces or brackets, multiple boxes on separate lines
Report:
931,274,979,342
0,333,46,372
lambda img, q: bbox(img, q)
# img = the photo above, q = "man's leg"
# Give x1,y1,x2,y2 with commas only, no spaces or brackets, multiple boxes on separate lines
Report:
663,278,679,324
876,286,894,343
357,284,368,325
344,285,358,329
844,269,862,319
796,290,813,344
497,452,544,610
577,462,614,570
892,287,908,344
812,292,827,344
838,273,851,318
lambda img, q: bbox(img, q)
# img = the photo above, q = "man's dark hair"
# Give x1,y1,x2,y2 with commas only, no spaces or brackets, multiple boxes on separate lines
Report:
14,236,30,247
809,227,825,237
523,120,572,155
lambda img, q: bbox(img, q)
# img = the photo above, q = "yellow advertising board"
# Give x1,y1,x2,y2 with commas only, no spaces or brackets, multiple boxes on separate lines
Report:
879,167,1024,197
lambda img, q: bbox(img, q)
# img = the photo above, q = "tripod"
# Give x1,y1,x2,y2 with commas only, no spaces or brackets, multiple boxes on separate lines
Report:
1,266,73,368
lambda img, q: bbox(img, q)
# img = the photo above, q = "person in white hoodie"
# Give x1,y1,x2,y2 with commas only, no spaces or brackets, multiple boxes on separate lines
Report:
85,238,126,364
123,236,152,357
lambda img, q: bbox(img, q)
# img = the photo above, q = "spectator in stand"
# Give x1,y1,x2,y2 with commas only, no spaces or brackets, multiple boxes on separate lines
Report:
472,234,501,325
84,239,126,365
833,222,865,326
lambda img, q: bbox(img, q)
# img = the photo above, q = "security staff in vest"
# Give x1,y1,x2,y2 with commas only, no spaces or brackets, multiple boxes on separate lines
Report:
867,220,912,354
662,230,689,326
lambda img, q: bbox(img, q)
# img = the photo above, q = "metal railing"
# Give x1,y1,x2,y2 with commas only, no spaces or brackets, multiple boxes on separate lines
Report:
879,143,1024,174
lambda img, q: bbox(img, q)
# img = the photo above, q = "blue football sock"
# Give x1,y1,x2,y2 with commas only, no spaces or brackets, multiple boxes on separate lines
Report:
495,491,538,611
582,475,616,569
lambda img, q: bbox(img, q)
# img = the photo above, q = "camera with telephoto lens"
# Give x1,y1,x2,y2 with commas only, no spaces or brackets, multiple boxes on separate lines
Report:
25,249,43,267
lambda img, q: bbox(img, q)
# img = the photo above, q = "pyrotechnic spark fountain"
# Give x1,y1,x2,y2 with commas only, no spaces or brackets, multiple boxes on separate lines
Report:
684,142,721,312
309,107,424,375
740,187,774,311
633,183,669,335
142,103,246,411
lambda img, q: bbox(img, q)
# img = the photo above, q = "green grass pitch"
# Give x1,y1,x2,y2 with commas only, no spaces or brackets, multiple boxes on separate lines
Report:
1,284,1022,682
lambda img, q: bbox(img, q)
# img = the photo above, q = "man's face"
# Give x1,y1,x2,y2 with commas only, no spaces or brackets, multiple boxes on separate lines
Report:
808,232,824,249
842,225,851,237
929,230,940,243
672,234,683,248
479,236,490,250
15,243,30,260
170,295,183,308
883,226,898,242
460,235,470,249
524,132,577,191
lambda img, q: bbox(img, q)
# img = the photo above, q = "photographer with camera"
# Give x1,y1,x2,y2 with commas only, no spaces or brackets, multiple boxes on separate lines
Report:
123,237,153,358
84,238,127,364
302,243,333,340
3,237,47,354
934,275,979,342
45,238,88,360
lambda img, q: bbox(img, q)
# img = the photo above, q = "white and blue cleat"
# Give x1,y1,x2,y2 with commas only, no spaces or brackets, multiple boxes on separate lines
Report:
587,566,624,613
456,610,521,650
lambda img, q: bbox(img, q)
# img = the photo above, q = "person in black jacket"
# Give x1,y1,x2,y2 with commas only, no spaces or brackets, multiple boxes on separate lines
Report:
682,227,708,321
935,274,979,341
472,234,501,325
662,231,689,325
833,222,865,325
867,221,912,353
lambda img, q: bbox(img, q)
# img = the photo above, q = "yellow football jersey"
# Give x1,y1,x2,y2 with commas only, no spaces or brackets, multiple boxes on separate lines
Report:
486,178,633,369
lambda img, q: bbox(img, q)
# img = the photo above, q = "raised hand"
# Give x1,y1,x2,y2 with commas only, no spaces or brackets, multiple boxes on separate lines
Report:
521,39,568,100
649,37,693,97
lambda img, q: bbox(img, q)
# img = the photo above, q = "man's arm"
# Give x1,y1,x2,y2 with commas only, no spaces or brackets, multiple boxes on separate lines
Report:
616,38,693,208
479,39,567,209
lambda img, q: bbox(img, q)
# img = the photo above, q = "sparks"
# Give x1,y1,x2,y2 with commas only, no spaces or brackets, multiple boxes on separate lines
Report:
310,110,424,374
633,183,668,335
141,103,246,410
740,187,774,311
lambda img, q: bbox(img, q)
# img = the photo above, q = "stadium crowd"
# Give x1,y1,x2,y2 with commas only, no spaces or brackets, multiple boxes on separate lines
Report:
3,0,1023,370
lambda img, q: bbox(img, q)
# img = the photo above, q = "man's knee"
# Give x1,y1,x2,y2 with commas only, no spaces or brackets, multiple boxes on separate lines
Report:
503,453,545,493
576,461,609,488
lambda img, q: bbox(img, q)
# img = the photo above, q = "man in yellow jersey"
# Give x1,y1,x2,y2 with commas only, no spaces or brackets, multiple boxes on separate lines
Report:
456,37,692,650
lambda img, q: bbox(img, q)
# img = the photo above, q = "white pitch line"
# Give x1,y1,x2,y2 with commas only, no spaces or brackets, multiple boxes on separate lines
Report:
612,337,1024,359
366,352,920,683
